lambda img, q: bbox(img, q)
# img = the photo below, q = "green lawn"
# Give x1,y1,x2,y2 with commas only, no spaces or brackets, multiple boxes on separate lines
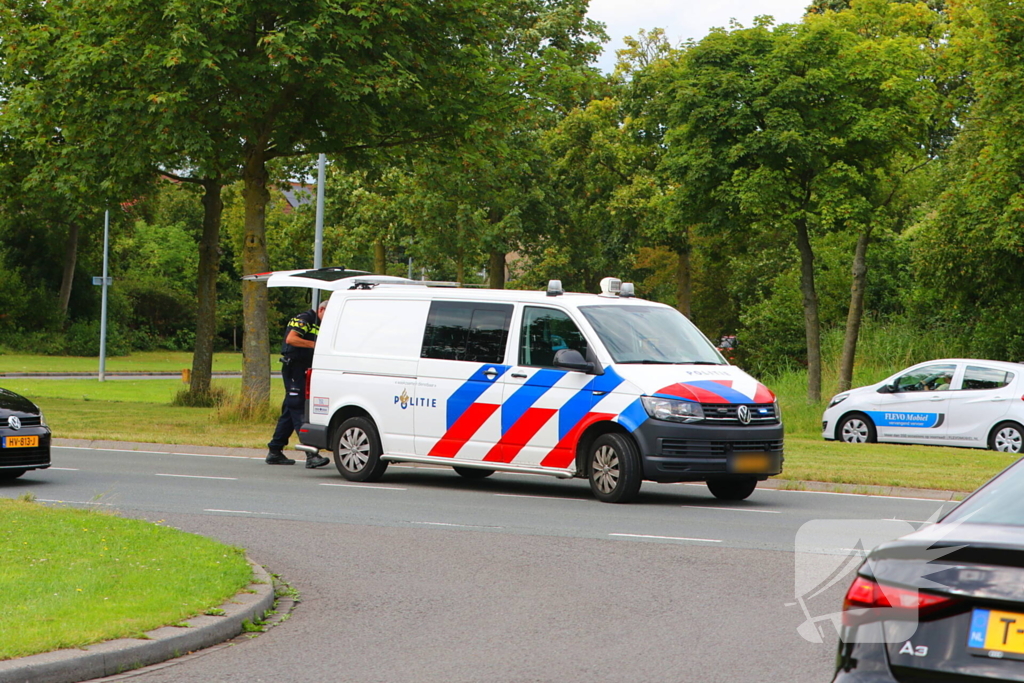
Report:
777,437,1016,492
0,498,252,660
0,351,244,374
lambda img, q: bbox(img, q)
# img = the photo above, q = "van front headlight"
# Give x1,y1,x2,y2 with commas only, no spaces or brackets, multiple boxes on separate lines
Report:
641,396,704,423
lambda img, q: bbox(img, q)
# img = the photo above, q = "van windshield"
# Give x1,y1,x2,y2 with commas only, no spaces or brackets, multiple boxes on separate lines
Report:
579,305,726,365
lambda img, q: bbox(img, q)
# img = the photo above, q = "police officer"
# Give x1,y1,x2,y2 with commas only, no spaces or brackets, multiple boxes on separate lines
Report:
266,299,331,468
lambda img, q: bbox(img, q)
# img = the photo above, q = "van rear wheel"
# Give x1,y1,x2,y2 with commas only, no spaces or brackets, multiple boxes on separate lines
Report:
453,466,495,480
333,417,388,482
588,433,642,503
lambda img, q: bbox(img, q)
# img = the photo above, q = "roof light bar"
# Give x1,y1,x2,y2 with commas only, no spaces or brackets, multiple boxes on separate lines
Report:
547,280,564,297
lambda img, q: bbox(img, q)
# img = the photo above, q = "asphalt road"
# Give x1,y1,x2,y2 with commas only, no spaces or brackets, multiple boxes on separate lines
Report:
0,446,960,683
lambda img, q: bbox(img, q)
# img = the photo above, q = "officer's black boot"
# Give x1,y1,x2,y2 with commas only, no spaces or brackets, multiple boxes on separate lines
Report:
266,449,296,465
305,452,331,469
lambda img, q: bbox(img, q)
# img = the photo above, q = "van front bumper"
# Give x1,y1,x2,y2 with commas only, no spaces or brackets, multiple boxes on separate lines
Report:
631,419,784,483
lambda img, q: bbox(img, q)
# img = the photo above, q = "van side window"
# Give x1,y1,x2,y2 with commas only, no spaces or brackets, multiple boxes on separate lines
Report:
962,366,1014,391
421,301,513,364
519,307,588,368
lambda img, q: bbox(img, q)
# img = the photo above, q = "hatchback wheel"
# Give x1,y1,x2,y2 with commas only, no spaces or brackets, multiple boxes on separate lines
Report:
0,469,26,481
989,422,1024,453
837,413,876,444
333,417,388,482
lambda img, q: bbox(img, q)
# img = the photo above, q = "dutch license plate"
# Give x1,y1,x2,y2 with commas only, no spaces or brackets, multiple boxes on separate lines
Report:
968,608,1024,656
731,452,770,473
4,435,38,448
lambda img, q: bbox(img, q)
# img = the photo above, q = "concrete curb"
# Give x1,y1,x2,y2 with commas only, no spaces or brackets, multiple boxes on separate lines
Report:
758,477,970,500
0,561,276,683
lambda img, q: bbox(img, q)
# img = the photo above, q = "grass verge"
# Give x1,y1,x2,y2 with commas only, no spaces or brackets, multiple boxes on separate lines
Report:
778,437,1016,492
0,351,244,374
0,498,252,660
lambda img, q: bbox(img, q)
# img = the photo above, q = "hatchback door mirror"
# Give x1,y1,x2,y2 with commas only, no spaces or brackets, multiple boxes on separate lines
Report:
553,348,594,373
877,382,897,394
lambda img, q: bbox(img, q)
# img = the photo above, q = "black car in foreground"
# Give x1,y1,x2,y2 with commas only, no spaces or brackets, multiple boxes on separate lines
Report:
835,458,1024,681
0,387,51,480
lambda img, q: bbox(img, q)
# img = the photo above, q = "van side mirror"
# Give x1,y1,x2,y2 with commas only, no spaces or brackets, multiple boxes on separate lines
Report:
554,348,594,374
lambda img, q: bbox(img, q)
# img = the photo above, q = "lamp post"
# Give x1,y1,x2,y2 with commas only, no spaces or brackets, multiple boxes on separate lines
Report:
98,210,110,381
312,152,326,308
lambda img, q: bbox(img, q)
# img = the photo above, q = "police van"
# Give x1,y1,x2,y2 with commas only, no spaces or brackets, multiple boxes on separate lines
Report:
262,269,784,503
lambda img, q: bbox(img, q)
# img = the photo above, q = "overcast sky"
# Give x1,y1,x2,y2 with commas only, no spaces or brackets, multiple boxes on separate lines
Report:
586,0,812,72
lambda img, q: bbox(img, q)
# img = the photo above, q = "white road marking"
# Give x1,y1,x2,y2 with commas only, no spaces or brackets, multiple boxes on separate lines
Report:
48,467,78,471
495,493,587,502
204,509,277,515
407,528,503,532
320,483,407,491
682,505,781,514
37,499,111,506
610,533,722,543
155,473,237,480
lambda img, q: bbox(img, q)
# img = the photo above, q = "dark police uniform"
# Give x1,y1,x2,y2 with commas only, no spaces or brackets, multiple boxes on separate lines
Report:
267,309,320,454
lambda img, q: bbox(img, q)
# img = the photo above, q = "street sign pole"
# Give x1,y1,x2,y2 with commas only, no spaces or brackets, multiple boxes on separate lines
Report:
99,210,110,382
312,152,326,309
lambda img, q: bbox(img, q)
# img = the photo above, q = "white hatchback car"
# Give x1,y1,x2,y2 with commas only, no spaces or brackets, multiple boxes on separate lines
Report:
822,358,1024,453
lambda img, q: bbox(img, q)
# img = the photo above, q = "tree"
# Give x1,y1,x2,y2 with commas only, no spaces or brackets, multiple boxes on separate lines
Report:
2,0,525,410
660,3,941,401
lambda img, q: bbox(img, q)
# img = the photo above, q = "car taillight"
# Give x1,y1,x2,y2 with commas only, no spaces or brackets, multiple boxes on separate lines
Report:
842,576,958,626
305,368,312,400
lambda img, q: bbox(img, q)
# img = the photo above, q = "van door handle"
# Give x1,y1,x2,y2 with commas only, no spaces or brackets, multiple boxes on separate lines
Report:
483,368,498,380
510,372,528,379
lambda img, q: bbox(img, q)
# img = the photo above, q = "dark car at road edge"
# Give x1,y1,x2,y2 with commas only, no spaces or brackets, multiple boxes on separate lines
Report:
0,387,51,480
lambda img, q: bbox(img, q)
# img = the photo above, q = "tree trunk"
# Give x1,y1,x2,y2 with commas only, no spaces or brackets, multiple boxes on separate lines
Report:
58,221,80,319
675,247,691,318
488,251,505,289
240,146,272,413
189,179,223,400
838,227,872,393
794,217,822,403
456,249,465,285
374,239,386,274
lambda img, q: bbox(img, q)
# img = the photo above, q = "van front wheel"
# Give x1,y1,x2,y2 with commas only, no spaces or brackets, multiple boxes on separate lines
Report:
588,433,642,503
706,477,757,501
334,417,388,482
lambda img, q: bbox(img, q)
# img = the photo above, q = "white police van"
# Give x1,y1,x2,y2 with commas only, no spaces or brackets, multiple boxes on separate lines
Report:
263,269,784,503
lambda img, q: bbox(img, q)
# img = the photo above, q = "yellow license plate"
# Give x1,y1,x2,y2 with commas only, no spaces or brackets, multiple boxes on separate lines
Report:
968,608,1024,655
4,435,38,448
731,452,771,473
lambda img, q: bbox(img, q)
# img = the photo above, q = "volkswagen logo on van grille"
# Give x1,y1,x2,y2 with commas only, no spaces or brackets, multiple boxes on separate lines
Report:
7,416,21,430
737,405,751,425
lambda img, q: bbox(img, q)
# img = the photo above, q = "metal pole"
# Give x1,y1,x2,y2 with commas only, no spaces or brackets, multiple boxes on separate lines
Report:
98,210,110,382
312,152,326,308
